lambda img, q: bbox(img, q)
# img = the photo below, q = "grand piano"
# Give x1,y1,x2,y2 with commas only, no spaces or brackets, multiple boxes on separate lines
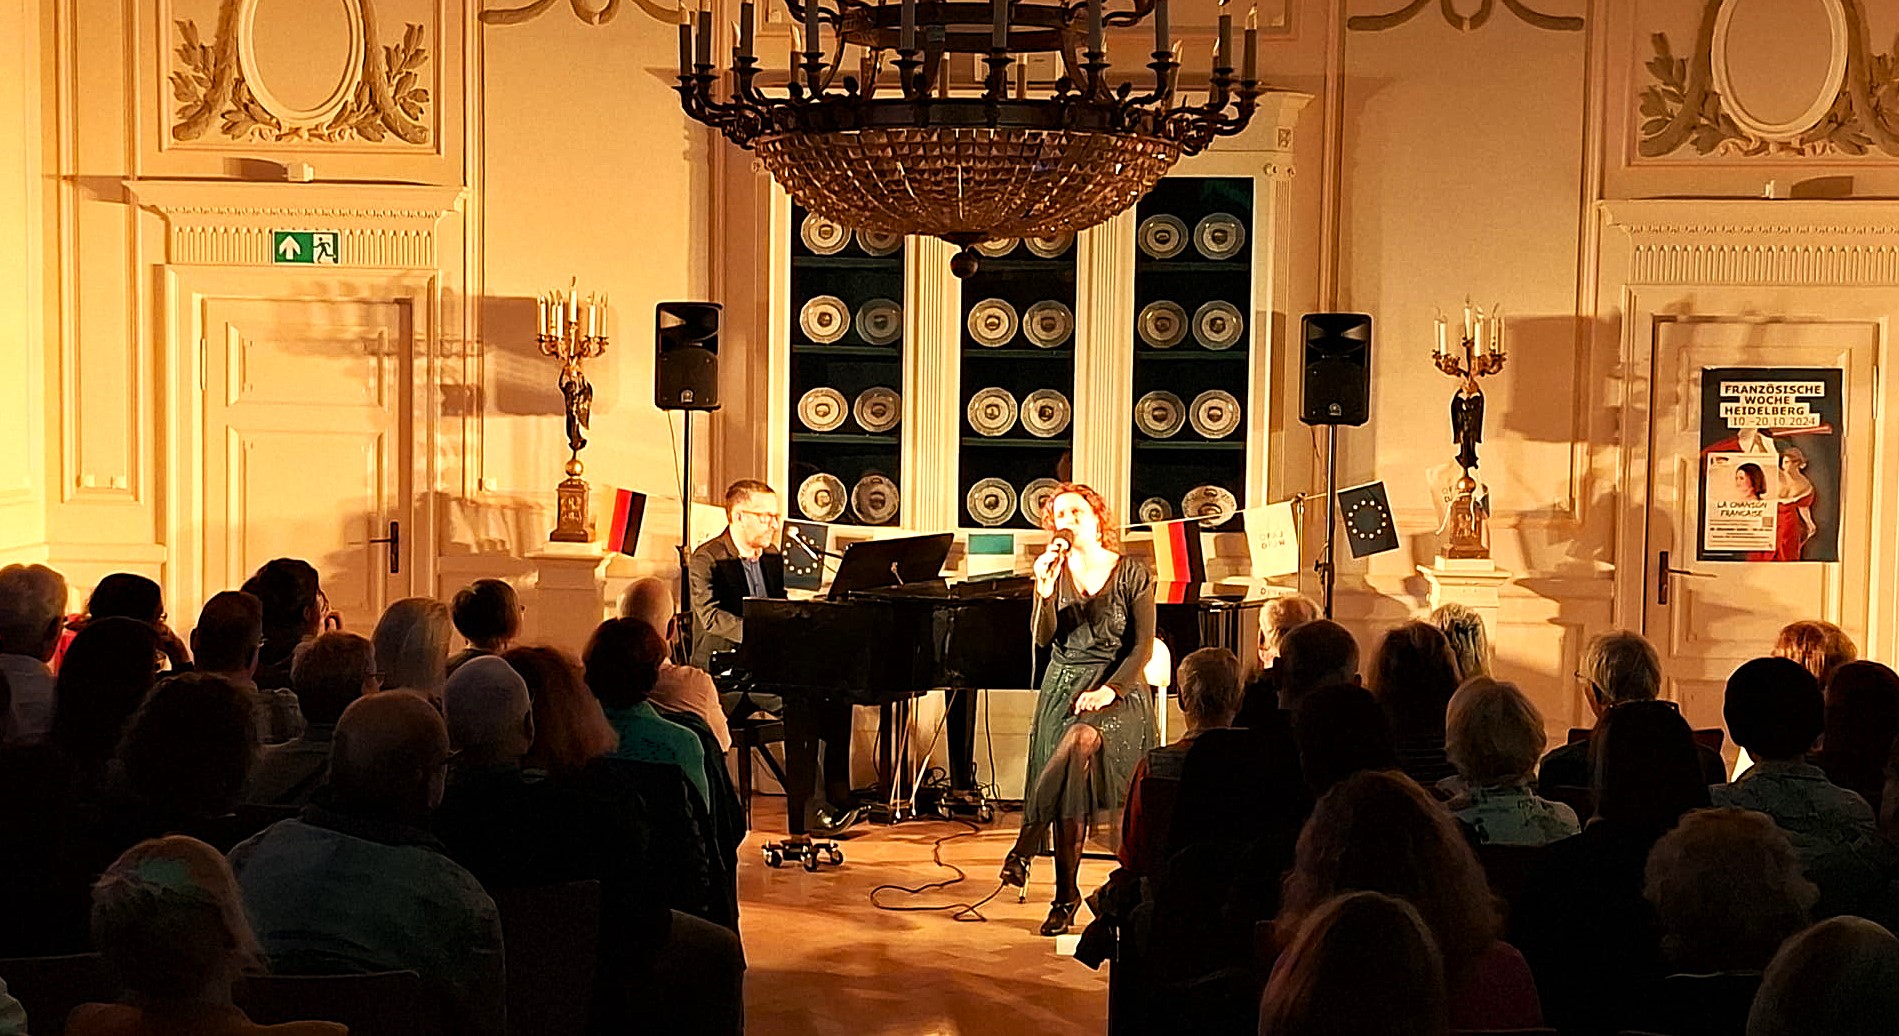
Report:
737,534,1032,834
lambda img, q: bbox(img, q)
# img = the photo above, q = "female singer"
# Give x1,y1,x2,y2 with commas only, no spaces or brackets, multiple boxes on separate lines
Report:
1000,483,1157,935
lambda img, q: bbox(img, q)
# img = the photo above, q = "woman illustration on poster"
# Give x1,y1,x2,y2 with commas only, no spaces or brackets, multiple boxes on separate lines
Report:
1775,447,1819,561
1734,463,1767,502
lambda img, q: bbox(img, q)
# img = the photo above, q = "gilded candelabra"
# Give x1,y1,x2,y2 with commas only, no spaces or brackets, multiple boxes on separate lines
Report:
1431,300,1507,559
538,283,609,543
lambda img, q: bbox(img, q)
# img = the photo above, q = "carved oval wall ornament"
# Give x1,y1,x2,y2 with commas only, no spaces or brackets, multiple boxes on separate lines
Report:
235,0,365,128
1709,0,1848,142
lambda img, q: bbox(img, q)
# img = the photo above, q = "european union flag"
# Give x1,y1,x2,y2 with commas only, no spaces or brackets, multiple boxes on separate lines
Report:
1337,481,1399,558
782,519,829,591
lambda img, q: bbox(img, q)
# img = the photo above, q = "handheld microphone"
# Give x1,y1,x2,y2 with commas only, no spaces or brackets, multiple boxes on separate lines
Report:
1050,528,1076,555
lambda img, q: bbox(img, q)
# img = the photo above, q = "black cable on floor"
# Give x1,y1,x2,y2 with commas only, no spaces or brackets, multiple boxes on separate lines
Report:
866,817,1009,922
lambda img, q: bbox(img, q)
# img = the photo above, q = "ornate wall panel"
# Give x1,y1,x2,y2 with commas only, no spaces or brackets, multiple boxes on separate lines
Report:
139,0,463,183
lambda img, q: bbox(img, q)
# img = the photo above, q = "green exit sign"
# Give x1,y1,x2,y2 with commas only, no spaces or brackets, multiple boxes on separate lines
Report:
272,230,340,265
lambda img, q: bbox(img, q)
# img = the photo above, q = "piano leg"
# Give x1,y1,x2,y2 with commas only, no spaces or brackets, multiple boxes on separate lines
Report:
781,694,819,837
947,687,978,793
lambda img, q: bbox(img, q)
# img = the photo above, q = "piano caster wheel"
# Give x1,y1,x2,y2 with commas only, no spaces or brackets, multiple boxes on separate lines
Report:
761,837,843,872
977,804,995,824
825,846,845,866
763,847,784,868
803,850,820,872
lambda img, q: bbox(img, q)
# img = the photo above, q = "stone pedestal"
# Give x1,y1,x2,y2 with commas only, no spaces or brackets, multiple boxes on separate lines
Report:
527,541,611,656
1417,556,1513,641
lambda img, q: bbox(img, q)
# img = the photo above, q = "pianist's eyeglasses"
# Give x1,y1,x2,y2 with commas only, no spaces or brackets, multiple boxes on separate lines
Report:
736,509,782,524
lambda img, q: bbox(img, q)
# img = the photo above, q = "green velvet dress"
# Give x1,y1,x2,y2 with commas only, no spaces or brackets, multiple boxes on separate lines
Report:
1022,556,1159,848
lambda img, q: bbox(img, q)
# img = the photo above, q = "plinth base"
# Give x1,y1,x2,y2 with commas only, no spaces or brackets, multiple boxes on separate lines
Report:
1417,556,1513,640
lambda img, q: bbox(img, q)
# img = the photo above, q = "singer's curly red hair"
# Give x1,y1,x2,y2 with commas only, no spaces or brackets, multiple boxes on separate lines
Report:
1039,482,1120,552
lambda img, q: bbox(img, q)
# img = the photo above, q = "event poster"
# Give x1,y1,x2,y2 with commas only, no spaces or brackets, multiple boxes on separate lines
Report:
1697,368,1843,563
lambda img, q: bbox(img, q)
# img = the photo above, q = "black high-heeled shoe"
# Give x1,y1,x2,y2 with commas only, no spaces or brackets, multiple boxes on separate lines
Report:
999,850,1032,889
1040,898,1081,936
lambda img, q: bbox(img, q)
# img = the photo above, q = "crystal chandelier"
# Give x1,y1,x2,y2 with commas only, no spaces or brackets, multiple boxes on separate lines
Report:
675,0,1263,275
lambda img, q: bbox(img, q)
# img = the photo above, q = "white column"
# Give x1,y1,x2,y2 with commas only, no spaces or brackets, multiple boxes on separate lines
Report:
1073,209,1136,513
904,237,962,532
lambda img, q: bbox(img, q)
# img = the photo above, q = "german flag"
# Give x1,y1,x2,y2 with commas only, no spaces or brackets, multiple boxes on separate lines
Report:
1151,517,1206,588
606,489,646,556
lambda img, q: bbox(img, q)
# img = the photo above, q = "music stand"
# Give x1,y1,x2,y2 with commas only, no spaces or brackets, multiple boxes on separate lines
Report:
825,532,955,599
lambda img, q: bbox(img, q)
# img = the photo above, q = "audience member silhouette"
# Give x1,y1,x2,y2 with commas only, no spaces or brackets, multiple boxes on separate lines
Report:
584,618,710,807
1290,683,1398,797
1257,890,1449,1036
1235,594,1319,728
1366,622,1463,788
239,559,326,691
51,616,162,795
195,590,303,745
621,576,731,752
1512,698,1712,1034
1818,660,1899,815
70,573,191,673
1774,619,1859,688
231,691,506,1036
1430,602,1491,682
1444,677,1578,847
1274,770,1542,1029
372,597,452,706
1538,630,1727,796
94,672,259,859
1637,808,1817,1036
70,835,344,1036
0,562,70,744
244,631,375,807
1746,916,1899,1036
447,578,523,675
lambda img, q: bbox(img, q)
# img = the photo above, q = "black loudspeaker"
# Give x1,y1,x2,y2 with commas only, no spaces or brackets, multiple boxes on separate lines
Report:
655,302,722,411
1300,313,1372,427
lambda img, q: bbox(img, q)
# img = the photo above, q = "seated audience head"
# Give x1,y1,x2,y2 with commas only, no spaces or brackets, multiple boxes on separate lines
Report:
450,579,522,654
1726,656,1823,763
1773,620,1858,687
618,575,679,642
0,562,68,660
1645,807,1816,973
90,835,261,1005
1592,698,1711,832
191,590,264,677
1367,622,1461,736
1445,677,1546,788
52,616,161,765
443,655,533,764
372,597,452,699
86,573,165,625
330,690,451,821
1429,602,1491,681
1293,684,1399,795
1278,769,1496,985
241,558,325,642
290,631,378,728
1277,619,1360,710
1820,660,1899,810
582,617,668,710
1258,890,1448,1036
1258,594,1321,673
1746,916,1899,1036
1578,629,1662,717
118,673,257,820
506,645,616,772
1177,646,1242,733
724,478,783,555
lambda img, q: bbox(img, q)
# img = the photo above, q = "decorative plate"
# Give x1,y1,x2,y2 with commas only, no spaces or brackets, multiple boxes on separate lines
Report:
853,386,901,433
1024,232,1074,258
800,213,849,255
1021,478,1061,525
1182,485,1239,526
967,477,1019,527
1022,300,1075,349
797,473,848,522
966,387,1019,437
1189,389,1243,439
799,295,850,344
796,386,849,432
1134,390,1186,438
1137,497,1173,524
856,228,903,256
855,298,903,346
974,238,1020,258
1137,214,1189,260
966,298,1019,347
1137,300,1189,349
1193,300,1245,350
1020,389,1072,438
852,474,901,525
1193,212,1247,260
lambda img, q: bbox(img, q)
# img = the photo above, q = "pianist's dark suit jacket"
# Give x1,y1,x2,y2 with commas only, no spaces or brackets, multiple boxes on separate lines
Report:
687,529,786,668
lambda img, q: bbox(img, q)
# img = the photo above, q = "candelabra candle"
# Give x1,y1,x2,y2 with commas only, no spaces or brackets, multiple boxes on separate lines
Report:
993,0,1007,49
740,0,754,57
1216,0,1231,69
1087,0,1102,56
1243,5,1257,80
900,0,914,51
1155,0,1168,51
696,5,711,64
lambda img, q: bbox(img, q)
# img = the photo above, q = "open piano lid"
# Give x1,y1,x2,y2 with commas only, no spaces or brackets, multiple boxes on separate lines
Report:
825,532,956,600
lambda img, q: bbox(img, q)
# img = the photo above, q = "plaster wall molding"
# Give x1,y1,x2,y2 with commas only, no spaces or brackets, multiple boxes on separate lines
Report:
126,181,466,267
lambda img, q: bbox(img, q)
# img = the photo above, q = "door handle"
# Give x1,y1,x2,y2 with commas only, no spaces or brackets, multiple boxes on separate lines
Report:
1655,549,1709,605
369,519,401,575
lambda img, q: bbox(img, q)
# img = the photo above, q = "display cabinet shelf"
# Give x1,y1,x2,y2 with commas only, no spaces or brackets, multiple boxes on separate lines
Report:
961,436,1074,449
792,432,901,446
1134,439,1247,451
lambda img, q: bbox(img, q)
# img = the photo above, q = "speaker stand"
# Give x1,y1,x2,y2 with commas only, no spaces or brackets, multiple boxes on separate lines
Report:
1318,423,1339,618
675,411,696,632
